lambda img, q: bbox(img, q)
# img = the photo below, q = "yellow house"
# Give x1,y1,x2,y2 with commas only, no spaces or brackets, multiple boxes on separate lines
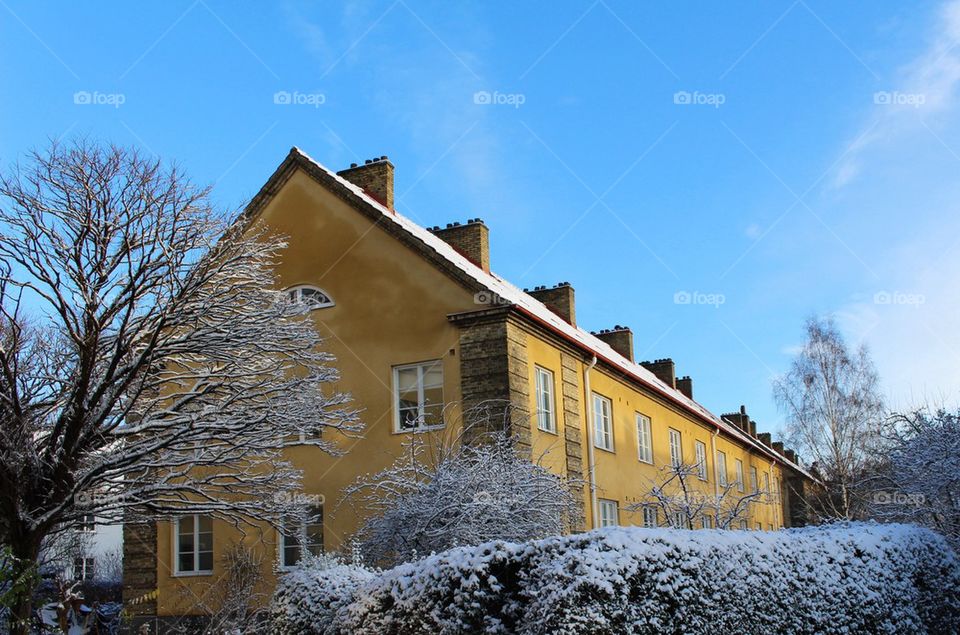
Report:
123,148,814,630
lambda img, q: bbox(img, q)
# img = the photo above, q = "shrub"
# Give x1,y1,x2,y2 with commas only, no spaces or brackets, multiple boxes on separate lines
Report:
269,562,374,635
273,522,960,634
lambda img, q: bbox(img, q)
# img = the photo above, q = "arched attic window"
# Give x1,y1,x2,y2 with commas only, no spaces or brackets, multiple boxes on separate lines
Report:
285,285,334,310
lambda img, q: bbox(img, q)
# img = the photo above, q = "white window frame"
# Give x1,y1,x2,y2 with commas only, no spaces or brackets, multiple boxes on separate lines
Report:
668,428,682,467
393,360,445,432
598,499,619,527
173,515,213,576
672,511,686,529
739,520,748,531
79,513,96,533
285,285,334,309
694,440,707,480
73,556,95,581
593,394,614,451
636,413,653,464
750,466,759,493
735,459,745,492
642,505,658,528
716,451,728,487
534,366,557,434
279,503,324,570
702,515,714,529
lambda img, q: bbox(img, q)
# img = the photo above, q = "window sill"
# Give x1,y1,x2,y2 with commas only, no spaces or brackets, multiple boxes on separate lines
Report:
393,424,446,434
638,458,654,465
594,445,616,454
171,570,213,578
536,426,559,436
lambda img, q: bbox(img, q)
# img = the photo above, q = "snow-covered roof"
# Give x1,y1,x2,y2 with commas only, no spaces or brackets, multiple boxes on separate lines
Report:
273,147,812,479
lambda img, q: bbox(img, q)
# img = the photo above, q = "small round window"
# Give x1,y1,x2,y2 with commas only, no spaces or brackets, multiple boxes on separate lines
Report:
286,285,334,309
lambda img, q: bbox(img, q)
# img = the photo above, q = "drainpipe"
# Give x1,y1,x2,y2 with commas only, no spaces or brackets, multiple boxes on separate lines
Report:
710,428,720,524
582,355,598,529
769,459,778,530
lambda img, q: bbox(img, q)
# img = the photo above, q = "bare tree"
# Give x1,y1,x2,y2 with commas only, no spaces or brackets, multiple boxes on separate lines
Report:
773,316,883,521
868,408,960,549
0,140,359,633
343,403,582,567
627,462,763,530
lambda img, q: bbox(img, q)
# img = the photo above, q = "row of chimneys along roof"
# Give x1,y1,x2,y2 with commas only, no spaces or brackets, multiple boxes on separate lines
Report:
336,158,800,467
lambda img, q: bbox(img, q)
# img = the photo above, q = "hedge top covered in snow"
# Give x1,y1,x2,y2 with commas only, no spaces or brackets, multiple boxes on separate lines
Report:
271,522,960,635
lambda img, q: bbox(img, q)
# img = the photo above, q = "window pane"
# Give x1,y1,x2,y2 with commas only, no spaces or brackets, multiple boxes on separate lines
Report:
397,367,419,393
178,553,193,572
422,364,443,388
422,384,443,407
399,407,420,429
179,516,194,538
421,403,444,428
198,551,213,572
283,544,299,567
198,529,213,552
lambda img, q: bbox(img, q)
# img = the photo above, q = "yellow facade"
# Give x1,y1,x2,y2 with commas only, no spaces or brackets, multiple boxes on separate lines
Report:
139,152,803,620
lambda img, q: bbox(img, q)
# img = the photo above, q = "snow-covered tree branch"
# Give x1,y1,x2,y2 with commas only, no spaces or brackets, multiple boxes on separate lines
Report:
343,402,582,567
0,140,359,633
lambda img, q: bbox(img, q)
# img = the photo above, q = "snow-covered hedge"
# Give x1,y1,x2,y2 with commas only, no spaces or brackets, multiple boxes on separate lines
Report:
271,523,960,635
269,563,374,635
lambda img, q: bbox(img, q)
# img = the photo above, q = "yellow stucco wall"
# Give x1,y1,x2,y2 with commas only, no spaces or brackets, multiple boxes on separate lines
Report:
154,166,788,615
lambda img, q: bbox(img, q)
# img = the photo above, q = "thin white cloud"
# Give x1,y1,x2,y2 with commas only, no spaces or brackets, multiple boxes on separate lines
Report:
832,0,960,189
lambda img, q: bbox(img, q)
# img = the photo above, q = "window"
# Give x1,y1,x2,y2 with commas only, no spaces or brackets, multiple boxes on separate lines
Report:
534,367,557,433
598,499,618,527
175,515,213,575
642,506,658,528
593,394,614,451
763,472,770,494
716,451,728,487
672,511,686,529
750,466,758,493
702,515,714,529
285,285,334,309
735,459,745,493
73,557,95,581
281,504,324,568
768,524,774,531
394,361,444,431
756,523,762,531
79,514,95,532
668,428,682,467
694,441,707,480
636,413,653,464
739,520,748,531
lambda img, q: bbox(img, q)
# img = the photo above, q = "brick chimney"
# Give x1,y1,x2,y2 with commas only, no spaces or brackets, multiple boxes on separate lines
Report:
640,358,675,389
758,432,772,448
428,219,490,272
527,282,575,326
772,441,784,455
784,448,797,463
676,375,693,399
337,156,394,209
594,326,633,362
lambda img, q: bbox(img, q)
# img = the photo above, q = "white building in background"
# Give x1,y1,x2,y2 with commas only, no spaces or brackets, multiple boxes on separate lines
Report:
44,515,123,582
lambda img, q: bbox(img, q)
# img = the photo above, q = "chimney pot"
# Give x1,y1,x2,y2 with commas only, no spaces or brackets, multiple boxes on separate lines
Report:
528,283,576,326
337,156,395,209
431,218,491,272
640,358,676,388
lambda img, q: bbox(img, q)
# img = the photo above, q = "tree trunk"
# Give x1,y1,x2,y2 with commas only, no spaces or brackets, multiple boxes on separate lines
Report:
7,536,41,635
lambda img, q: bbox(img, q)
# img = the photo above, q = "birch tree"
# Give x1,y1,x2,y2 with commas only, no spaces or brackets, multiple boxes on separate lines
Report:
773,316,883,521
343,405,581,567
0,140,359,633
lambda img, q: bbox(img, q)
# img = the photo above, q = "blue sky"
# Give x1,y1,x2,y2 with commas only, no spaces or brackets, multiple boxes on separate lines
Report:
3,0,960,437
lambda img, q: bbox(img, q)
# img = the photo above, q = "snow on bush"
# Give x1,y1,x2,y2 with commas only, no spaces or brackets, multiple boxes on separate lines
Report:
269,561,374,635
271,522,960,634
